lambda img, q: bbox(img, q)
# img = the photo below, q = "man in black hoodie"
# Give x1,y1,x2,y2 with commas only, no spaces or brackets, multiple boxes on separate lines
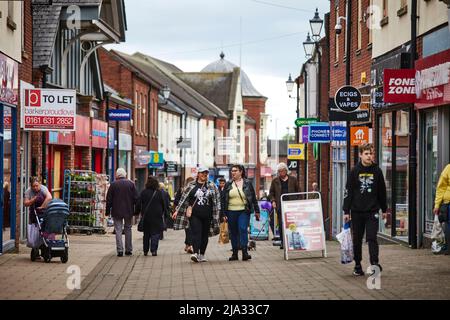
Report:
343,143,387,276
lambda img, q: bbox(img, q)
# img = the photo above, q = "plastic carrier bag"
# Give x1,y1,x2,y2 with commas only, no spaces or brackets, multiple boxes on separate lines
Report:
336,222,354,264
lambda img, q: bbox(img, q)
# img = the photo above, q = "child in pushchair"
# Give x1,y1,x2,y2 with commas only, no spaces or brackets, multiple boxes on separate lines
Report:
30,199,70,263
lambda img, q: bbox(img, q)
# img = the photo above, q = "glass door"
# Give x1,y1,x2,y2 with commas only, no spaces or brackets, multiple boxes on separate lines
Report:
378,113,393,236
423,110,438,234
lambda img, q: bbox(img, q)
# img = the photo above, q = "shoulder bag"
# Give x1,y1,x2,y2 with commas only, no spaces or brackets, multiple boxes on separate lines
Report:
137,190,158,232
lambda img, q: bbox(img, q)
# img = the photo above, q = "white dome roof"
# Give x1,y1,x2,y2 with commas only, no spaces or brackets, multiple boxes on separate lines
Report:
201,53,265,98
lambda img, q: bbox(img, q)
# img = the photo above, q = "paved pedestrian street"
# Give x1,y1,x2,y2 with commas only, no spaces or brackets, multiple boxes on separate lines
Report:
0,228,449,300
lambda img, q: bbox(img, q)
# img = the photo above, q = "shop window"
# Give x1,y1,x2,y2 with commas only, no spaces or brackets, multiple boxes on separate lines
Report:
423,110,438,234
378,113,393,236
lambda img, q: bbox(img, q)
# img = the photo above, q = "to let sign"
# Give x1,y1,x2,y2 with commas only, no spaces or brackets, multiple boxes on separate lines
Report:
383,69,416,103
21,88,76,131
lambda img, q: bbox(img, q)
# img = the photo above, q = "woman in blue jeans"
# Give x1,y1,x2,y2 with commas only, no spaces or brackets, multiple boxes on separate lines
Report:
221,165,260,261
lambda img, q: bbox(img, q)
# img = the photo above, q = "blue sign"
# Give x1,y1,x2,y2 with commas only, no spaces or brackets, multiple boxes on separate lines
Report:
148,152,164,167
108,109,131,121
309,124,331,143
250,207,270,240
331,126,347,141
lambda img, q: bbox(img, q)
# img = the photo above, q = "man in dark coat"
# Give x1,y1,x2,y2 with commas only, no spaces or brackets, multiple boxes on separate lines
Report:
106,168,139,257
269,162,299,249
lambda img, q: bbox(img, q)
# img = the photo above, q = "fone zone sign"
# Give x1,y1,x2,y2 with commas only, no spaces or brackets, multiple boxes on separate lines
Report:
21,88,76,131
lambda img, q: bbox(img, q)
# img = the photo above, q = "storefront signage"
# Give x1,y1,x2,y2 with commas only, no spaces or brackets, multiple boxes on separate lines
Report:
92,119,108,149
416,62,450,91
0,52,18,105
329,99,370,121
108,109,131,121
301,126,309,143
75,115,90,146
136,147,151,166
295,118,318,127
331,126,347,141
148,152,164,167
21,88,76,131
280,195,326,259
350,126,369,146
165,161,178,173
383,69,416,103
287,144,305,160
308,124,331,143
334,86,362,113
287,159,299,171
48,131,73,145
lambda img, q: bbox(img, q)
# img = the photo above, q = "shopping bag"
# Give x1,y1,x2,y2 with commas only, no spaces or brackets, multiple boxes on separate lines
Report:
26,223,41,249
218,222,229,244
336,222,353,264
431,215,446,254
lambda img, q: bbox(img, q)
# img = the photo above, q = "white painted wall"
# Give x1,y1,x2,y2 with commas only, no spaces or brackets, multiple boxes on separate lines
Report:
198,119,215,168
372,0,448,59
158,110,181,162
0,1,23,62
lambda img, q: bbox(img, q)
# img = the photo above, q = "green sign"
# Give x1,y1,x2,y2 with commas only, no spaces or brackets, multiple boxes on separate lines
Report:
295,118,318,127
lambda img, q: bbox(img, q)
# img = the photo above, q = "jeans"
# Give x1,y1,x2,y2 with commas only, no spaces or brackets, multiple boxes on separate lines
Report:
143,232,160,254
351,211,379,265
226,210,250,250
113,217,132,253
189,214,210,255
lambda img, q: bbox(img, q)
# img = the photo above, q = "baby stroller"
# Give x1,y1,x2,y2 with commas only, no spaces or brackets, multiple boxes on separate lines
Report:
30,199,70,263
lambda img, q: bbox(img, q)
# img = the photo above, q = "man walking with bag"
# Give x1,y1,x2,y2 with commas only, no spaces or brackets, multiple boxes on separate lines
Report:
106,168,139,257
343,143,387,276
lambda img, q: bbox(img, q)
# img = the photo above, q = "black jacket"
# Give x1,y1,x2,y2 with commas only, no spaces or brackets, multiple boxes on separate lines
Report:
106,178,139,219
343,162,388,214
135,189,166,235
221,179,260,219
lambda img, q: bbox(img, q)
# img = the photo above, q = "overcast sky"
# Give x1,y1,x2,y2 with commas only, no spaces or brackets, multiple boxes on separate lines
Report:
106,0,329,139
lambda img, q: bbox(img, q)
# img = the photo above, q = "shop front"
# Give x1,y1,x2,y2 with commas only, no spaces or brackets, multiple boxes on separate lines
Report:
118,132,132,177
0,52,18,253
74,115,91,170
48,131,73,199
416,47,450,246
92,119,108,174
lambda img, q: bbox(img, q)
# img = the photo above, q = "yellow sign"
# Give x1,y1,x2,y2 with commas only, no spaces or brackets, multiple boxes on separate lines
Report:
288,144,305,160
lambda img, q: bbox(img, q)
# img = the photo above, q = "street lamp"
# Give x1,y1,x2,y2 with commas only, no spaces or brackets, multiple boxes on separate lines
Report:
310,8,324,41
161,85,171,101
303,33,315,58
286,73,295,98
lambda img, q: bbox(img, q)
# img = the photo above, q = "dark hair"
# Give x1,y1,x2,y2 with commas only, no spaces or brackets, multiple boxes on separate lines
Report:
145,176,160,190
231,164,246,179
30,176,40,185
359,143,373,154
218,178,226,183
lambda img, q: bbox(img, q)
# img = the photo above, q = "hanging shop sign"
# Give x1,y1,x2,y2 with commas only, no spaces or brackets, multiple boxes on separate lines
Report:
383,69,416,103
308,123,331,143
287,144,305,160
21,88,76,131
334,85,362,113
331,126,347,141
287,159,299,171
301,126,309,143
92,119,108,149
148,152,164,168
295,118,318,127
136,146,151,167
328,99,370,122
0,52,18,105
350,126,370,146
108,109,131,121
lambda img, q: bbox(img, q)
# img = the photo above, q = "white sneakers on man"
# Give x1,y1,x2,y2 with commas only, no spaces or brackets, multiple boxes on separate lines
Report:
191,253,208,262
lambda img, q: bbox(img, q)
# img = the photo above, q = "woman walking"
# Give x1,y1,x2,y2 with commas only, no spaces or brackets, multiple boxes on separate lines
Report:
174,177,195,254
173,166,221,263
135,176,166,256
221,165,260,261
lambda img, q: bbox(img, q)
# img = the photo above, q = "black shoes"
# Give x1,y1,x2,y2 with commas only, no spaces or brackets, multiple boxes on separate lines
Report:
125,251,132,256
151,252,157,256
144,251,148,256
353,265,365,276
229,250,238,261
242,249,252,261
117,252,123,257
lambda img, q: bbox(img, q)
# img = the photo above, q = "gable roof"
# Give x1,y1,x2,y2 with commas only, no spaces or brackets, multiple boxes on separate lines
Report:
111,50,228,119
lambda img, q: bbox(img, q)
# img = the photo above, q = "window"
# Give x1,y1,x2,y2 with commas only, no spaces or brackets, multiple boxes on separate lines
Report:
335,5,340,61
423,110,438,234
378,113,393,237
357,0,362,51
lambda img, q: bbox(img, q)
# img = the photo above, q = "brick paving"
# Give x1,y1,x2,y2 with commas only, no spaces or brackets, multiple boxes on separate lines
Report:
1,226,449,300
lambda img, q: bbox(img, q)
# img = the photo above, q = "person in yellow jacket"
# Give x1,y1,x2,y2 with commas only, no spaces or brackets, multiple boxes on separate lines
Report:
433,164,450,255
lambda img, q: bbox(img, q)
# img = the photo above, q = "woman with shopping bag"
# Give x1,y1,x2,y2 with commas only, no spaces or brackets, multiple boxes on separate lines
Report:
433,164,450,255
218,221,229,244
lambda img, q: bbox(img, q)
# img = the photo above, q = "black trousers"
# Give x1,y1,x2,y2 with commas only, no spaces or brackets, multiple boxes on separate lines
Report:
189,214,211,255
184,227,192,246
351,211,379,265
143,232,160,254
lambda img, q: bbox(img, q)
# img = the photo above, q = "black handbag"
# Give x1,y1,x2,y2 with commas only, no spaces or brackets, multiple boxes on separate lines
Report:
137,190,158,232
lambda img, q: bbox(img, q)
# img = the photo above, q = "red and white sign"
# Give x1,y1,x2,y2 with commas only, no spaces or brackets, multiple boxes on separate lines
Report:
21,88,76,131
0,52,19,105
383,69,417,103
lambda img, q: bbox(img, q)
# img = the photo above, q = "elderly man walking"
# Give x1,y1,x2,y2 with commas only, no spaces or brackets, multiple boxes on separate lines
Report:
269,163,299,249
106,168,139,257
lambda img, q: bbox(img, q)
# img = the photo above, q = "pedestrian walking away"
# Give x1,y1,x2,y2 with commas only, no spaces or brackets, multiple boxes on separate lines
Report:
268,163,299,249
221,164,260,261
174,177,195,254
136,177,166,256
173,166,221,263
159,182,171,240
433,163,450,255
106,168,139,257
343,143,388,277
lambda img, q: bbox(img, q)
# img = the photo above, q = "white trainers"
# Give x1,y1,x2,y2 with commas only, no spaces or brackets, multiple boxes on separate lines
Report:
199,254,208,262
191,254,199,263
